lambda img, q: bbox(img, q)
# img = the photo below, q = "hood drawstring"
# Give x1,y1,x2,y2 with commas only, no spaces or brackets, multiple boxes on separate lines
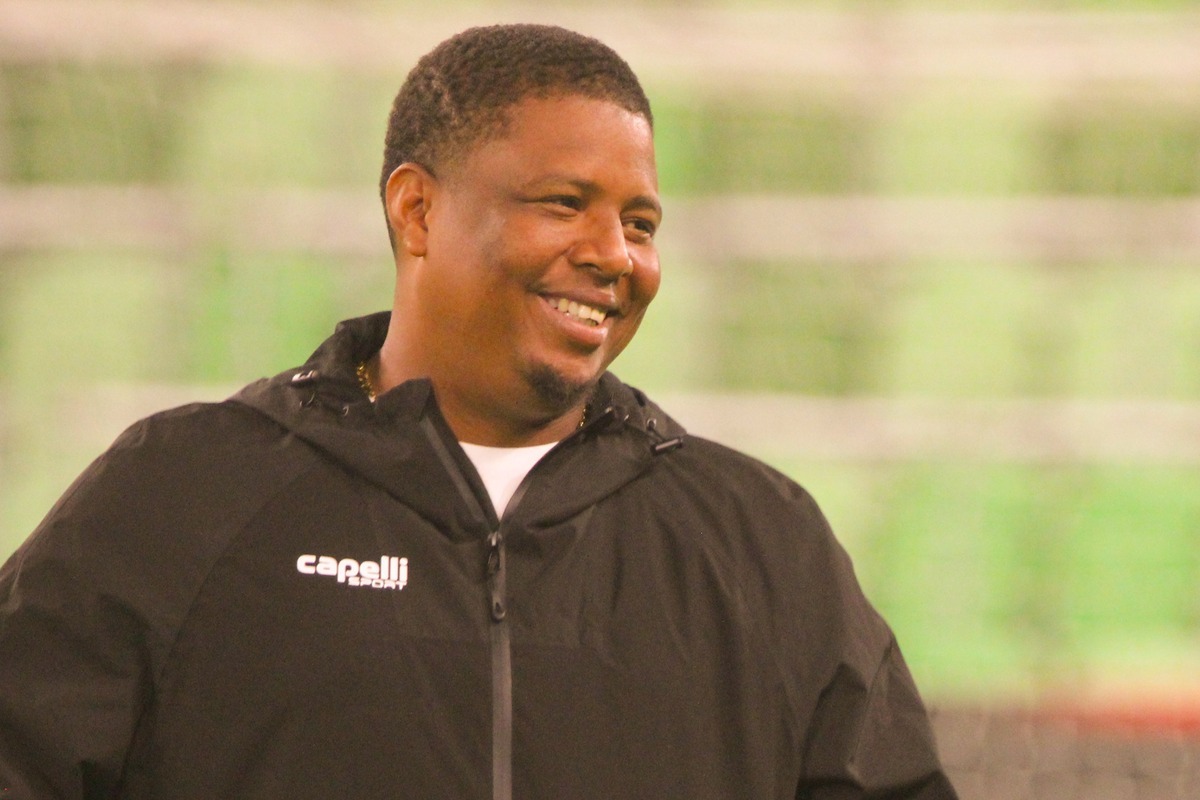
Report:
289,368,357,416
292,371,321,410
644,417,685,455
588,406,684,455
586,405,629,434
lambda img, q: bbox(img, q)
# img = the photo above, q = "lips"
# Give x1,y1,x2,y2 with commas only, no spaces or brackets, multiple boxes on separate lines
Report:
545,296,609,327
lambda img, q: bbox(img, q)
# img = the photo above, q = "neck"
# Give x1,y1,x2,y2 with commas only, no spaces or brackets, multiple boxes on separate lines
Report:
367,335,589,448
441,397,586,446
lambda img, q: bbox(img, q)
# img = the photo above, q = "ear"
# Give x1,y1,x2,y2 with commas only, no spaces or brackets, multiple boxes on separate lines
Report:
385,163,436,258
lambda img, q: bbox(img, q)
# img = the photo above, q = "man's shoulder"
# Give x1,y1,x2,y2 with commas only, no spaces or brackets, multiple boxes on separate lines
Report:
672,433,791,477
56,397,307,525
101,389,322,475
657,433,822,519
606,379,817,513
11,395,315,586
108,397,280,456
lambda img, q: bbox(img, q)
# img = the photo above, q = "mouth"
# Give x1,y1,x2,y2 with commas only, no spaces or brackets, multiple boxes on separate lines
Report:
544,296,610,327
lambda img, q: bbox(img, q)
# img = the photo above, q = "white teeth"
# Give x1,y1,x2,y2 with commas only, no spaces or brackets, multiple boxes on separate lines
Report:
550,297,606,326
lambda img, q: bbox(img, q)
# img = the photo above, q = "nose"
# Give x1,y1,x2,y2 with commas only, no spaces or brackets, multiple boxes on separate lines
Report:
568,214,633,281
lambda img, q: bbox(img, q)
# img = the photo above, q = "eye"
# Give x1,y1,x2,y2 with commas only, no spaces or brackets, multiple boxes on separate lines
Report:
543,195,582,212
624,216,658,242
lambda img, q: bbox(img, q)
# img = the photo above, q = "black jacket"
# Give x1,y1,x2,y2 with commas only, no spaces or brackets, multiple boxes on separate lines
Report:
0,312,956,799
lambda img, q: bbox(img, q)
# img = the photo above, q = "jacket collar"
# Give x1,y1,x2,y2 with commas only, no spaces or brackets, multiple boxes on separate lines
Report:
230,312,687,538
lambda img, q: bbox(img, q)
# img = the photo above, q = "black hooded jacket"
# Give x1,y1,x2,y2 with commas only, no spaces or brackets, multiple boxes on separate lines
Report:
0,312,956,799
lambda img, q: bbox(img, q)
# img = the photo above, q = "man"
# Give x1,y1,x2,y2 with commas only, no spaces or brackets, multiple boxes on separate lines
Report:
0,24,957,799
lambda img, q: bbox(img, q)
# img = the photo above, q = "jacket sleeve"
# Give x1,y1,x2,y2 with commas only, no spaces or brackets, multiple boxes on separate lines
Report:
0,452,157,798
1,402,306,798
782,489,958,800
797,637,959,799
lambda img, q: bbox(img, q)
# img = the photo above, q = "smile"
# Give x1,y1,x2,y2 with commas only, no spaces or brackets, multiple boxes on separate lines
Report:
546,296,608,327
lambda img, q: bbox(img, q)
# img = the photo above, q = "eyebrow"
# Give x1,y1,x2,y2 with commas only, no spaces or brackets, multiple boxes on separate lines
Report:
626,193,664,219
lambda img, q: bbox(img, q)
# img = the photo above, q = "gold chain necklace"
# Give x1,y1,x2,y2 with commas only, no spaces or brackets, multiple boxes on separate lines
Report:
355,359,587,429
355,360,376,403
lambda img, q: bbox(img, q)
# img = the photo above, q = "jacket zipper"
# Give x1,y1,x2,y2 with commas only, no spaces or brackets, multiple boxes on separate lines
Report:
420,415,514,800
486,528,512,800
424,411,622,800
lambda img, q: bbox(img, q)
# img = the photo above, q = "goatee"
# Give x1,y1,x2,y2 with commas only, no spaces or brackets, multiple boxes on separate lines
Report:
525,363,592,416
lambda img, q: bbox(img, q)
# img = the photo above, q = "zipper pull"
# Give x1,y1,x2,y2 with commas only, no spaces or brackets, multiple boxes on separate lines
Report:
486,530,507,622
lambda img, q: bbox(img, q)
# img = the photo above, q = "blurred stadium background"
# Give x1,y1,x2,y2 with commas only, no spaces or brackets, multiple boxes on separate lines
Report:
2,1,1199,796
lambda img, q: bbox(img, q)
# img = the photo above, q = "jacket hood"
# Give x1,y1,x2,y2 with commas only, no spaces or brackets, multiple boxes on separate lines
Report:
229,312,687,537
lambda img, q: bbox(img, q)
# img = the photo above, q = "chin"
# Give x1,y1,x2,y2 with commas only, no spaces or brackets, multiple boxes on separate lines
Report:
524,362,596,414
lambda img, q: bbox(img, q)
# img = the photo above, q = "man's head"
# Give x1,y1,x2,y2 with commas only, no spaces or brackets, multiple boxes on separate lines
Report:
379,24,653,238
376,26,661,446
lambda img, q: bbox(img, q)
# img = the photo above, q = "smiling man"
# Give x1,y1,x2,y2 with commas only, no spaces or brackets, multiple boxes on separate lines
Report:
0,24,956,800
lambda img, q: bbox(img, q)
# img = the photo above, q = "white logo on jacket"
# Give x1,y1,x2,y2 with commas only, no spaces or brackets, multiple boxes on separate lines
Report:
296,554,409,590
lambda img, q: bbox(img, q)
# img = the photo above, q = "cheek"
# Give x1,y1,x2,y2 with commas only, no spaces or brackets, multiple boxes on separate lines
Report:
630,256,661,308
485,221,566,286
611,257,660,353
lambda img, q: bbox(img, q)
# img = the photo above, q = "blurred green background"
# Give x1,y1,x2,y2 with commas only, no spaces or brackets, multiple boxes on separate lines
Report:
2,0,1199,717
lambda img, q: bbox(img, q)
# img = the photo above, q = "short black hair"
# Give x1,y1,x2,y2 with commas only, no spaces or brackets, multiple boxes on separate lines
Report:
379,24,652,245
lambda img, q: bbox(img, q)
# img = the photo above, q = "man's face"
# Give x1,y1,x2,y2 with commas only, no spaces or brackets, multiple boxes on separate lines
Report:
411,94,661,419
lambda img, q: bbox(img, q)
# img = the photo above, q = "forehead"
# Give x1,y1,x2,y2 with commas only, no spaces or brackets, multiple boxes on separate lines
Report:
451,94,657,186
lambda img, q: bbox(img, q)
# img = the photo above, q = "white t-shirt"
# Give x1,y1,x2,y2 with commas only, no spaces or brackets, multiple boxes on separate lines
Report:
459,441,557,518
